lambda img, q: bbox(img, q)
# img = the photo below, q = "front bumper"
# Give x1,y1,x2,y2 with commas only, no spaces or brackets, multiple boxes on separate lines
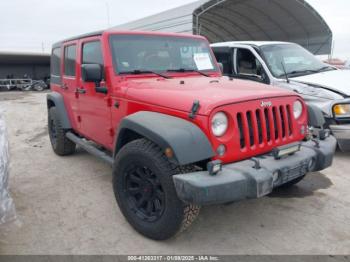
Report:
329,124,350,151
173,136,337,205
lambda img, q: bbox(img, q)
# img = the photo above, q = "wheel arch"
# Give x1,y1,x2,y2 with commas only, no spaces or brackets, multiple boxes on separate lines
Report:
46,92,72,129
114,111,215,166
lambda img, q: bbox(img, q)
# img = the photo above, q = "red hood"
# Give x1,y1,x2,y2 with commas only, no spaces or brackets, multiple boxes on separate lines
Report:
124,76,297,115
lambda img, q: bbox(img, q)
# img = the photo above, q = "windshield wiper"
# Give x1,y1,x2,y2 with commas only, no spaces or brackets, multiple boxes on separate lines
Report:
167,68,210,77
315,66,335,72
281,69,318,77
119,70,171,79
281,66,335,78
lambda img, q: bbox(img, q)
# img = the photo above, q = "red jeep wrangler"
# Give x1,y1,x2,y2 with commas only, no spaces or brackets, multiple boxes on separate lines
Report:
47,30,336,240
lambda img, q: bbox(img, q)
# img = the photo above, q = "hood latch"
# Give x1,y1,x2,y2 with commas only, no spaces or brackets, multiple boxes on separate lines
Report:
189,100,200,119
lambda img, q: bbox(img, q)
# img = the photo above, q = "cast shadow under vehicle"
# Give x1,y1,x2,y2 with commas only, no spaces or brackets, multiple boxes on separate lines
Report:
168,171,334,244
268,171,333,198
266,148,349,199
334,148,350,159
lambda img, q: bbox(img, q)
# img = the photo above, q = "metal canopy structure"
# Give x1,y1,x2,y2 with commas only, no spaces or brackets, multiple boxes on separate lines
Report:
114,0,333,55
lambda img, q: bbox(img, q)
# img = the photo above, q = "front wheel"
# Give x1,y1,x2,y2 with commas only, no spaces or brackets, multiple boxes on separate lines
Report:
113,138,200,240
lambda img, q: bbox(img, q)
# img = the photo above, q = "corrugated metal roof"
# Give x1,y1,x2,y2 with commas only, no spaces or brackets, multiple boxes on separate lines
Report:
114,0,332,55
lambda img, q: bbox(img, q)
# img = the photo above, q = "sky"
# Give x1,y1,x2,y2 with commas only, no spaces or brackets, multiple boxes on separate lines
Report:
0,0,349,59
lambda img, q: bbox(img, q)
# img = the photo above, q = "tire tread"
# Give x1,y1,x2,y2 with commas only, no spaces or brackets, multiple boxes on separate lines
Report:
48,107,76,156
113,138,200,239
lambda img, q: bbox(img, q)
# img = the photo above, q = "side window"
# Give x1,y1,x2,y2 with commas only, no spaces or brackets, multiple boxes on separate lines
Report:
236,48,268,83
82,41,103,65
236,49,260,75
51,47,61,77
64,45,77,76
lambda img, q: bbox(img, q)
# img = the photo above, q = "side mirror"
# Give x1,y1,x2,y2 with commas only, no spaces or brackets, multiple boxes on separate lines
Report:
81,64,103,83
217,62,224,73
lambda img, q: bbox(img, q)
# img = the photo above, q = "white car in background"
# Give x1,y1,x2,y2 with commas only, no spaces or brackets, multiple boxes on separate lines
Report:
345,60,350,69
211,41,350,151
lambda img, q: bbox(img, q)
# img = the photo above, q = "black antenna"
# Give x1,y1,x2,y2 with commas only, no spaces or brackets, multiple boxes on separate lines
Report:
281,61,290,83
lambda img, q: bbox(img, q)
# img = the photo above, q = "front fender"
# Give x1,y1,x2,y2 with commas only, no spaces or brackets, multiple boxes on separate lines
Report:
46,92,71,129
114,111,215,165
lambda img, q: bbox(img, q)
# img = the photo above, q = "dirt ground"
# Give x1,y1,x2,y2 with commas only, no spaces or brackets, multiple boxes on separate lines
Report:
0,91,349,255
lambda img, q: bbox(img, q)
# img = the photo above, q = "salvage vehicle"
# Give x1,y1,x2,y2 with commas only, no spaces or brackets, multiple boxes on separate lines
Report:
0,78,47,91
47,31,336,240
211,42,350,151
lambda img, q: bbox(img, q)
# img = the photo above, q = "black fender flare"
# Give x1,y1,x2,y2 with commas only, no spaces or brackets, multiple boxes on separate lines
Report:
46,92,71,129
307,104,326,128
114,111,215,165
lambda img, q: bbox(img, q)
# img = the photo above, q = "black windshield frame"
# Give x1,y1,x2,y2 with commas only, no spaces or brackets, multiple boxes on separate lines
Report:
109,34,219,75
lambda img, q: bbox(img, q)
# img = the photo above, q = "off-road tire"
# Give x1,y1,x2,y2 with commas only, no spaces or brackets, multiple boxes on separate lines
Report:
279,175,306,188
113,138,200,240
48,107,76,156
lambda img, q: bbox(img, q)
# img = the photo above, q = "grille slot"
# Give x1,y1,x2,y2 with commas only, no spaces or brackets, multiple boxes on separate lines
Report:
286,105,293,136
246,111,254,147
237,113,245,149
255,110,263,144
280,106,286,138
272,107,279,140
237,104,293,150
264,108,271,142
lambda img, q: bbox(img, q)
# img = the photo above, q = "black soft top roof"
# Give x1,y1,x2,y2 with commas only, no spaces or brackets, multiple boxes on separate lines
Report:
52,30,103,49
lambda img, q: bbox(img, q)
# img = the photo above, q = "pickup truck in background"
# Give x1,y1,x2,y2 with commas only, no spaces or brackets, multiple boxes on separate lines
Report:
211,41,350,151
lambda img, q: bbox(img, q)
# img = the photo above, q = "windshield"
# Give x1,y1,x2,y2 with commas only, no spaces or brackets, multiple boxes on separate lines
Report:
260,44,334,78
109,34,218,74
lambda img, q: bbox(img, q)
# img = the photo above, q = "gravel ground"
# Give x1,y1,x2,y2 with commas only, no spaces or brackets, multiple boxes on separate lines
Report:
0,91,349,255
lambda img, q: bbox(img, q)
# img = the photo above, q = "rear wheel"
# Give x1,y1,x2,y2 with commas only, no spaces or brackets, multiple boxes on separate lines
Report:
48,107,76,156
113,138,200,240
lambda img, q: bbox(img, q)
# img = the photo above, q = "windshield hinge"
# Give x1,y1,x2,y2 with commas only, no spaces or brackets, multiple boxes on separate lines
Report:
189,100,200,119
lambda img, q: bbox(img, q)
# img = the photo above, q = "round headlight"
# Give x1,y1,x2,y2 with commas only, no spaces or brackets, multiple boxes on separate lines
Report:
293,100,303,119
334,104,350,118
211,112,228,137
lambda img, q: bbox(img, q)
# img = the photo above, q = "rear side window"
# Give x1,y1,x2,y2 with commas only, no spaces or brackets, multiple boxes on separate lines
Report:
82,41,103,65
64,45,76,76
51,47,61,76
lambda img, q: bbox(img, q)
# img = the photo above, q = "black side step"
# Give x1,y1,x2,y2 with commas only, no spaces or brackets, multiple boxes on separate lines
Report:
66,132,113,166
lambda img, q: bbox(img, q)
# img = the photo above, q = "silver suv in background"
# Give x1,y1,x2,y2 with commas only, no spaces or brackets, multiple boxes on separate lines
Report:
211,41,350,151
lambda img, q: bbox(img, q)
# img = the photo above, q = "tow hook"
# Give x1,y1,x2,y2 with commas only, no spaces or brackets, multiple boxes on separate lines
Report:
251,157,261,169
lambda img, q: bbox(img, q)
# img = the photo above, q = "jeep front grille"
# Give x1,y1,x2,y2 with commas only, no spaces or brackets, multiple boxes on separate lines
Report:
237,105,294,150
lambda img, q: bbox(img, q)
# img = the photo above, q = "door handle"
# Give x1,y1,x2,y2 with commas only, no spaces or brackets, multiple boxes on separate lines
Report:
76,87,86,94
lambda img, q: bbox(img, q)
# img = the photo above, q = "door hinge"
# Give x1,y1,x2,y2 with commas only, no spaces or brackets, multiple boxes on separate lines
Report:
109,128,115,137
77,116,82,123
189,100,200,119
105,97,112,107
